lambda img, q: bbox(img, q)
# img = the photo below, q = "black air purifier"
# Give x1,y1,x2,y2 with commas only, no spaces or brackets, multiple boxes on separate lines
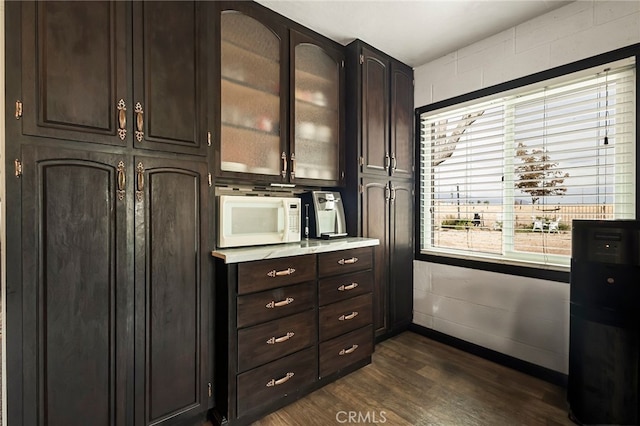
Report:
568,220,640,425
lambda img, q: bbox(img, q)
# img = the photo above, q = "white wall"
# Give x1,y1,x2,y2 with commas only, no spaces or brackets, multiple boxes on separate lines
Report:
413,1,640,374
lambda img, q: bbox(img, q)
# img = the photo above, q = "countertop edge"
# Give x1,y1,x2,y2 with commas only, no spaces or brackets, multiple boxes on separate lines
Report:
211,237,380,263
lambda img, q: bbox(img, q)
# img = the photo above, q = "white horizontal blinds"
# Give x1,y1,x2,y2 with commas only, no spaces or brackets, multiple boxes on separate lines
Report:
419,58,636,268
510,66,636,260
421,102,506,256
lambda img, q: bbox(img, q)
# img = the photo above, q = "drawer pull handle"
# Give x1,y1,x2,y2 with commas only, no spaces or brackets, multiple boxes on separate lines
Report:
267,332,295,345
266,297,294,309
338,257,358,265
338,282,359,292
339,311,358,321
339,344,359,356
267,267,296,277
266,372,294,387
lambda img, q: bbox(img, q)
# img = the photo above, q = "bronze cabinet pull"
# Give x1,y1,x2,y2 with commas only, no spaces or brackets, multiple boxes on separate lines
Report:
134,102,144,142
339,311,358,321
265,297,294,309
135,162,144,202
337,257,358,265
391,154,397,173
384,152,390,171
266,372,294,387
281,152,287,178
337,282,358,292
117,99,127,140
339,344,359,356
266,332,295,345
267,267,295,277
116,161,126,200
290,152,296,179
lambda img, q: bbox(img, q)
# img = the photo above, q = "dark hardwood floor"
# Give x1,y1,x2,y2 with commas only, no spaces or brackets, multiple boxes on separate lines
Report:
249,331,573,425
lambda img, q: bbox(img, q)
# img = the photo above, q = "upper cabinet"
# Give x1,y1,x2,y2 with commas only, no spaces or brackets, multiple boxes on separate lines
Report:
389,62,414,179
215,2,345,186
347,41,414,180
19,1,208,156
131,2,209,155
20,1,128,146
291,30,345,183
218,3,287,179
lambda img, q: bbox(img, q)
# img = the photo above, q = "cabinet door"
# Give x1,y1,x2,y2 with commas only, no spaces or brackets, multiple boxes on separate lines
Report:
361,178,390,337
134,157,210,425
360,48,389,177
218,2,287,181
132,1,208,156
389,181,414,328
21,146,131,426
290,30,345,186
21,1,128,146
390,62,414,179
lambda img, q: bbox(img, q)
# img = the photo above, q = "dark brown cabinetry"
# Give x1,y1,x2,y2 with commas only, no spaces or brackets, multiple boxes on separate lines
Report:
318,249,374,377
215,1,345,186
20,145,130,426
214,246,374,425
20,1,208,155
134,156,210,425
348,43,413,179
360,179,414,337
8,2,212,425
346,40,415,341
19,146,211,426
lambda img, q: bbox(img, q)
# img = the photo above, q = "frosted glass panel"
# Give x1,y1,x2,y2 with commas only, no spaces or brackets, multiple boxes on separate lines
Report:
220,11,281,175
294,43,339,181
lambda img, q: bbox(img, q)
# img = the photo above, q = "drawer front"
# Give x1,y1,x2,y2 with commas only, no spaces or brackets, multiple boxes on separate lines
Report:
319,293,373,341
237,282,315,329
318,247,373,277
237,310,316,373
237,346,317,416
319,325,373,378
238,254,316,295
318,270,373,306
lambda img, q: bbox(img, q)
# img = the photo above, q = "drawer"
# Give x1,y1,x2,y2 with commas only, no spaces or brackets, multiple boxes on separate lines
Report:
318,270,373,306
237,282,314,329
236,346,317,417
319,293,372,341
318,247,373,277
237,310,316,373
319,325,373,378
238,254,316,295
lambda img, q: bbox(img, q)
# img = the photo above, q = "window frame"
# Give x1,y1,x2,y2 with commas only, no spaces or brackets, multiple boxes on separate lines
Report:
414,44,640,283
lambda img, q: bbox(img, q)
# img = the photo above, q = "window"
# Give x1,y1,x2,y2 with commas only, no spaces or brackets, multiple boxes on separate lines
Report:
418,57,636,270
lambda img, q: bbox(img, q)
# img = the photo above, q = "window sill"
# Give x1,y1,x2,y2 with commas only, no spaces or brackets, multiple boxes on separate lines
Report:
416,250,570,283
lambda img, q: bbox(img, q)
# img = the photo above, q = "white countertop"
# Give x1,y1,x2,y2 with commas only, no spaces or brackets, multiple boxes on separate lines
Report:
211,237,380,263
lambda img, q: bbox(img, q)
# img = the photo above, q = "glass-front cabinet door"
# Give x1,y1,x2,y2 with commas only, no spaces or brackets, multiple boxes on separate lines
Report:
219,7,286,179
291,30,345,185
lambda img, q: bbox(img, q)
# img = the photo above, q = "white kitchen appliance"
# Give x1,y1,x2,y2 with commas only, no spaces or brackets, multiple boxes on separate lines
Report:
217,195,301,248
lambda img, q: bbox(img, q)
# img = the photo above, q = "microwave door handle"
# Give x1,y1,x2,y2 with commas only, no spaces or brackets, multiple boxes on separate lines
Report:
281,199,289,241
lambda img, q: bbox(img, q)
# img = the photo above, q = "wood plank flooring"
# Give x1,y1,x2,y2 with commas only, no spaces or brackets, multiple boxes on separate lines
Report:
250,331,573,426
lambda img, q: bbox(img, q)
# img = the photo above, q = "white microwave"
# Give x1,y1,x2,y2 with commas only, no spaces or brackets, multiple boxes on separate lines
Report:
217,195,302,248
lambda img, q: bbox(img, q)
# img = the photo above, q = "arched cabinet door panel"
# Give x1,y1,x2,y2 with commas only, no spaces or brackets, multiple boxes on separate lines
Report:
21,145,131,426
133,156,210,425
217,2,287,181
290,29,345,186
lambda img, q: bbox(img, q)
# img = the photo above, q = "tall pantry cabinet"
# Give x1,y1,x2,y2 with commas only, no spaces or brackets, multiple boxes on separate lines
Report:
345,40,415,340
5,2,212,425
